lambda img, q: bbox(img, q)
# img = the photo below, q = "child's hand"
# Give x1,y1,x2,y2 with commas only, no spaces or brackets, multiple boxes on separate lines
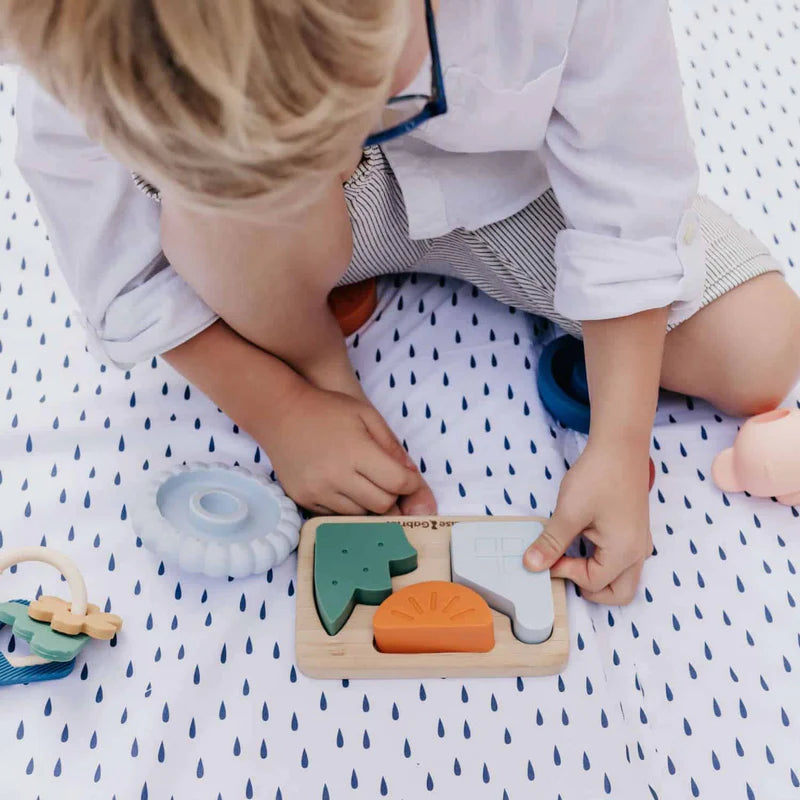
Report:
262,382,437,517
523,440,653,605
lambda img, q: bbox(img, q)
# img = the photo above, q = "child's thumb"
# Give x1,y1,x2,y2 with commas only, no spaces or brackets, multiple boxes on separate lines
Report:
398,480,438,516
523,511,577,572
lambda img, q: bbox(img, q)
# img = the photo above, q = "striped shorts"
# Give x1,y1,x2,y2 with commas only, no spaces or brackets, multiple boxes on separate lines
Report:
339,146,782,337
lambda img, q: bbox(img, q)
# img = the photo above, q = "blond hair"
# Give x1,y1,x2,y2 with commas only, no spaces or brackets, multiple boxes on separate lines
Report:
1,0,407,211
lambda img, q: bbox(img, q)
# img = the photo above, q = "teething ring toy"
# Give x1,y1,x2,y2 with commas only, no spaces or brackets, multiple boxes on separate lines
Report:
0,547,121,673
538,335,657,492
0,547,89,617
329,278,378,337
537,335,591,435
132,462,302,578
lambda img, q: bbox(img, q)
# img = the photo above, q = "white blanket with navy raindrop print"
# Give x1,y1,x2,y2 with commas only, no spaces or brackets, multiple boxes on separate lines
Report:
0,3,799,798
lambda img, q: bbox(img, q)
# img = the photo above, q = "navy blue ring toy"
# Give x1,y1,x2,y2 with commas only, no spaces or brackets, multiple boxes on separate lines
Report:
537,335,657,491
536,335,591,435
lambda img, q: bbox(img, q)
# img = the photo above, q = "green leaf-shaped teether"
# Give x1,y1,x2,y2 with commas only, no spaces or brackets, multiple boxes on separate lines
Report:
0,600,89,661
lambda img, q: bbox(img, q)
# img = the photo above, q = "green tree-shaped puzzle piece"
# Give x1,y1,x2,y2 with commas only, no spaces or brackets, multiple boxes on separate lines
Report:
314,522,418,635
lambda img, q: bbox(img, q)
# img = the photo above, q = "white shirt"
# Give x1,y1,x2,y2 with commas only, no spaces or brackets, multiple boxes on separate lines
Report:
14,0,705,369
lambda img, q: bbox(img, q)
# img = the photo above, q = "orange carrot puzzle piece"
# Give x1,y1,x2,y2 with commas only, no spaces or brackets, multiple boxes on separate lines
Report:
373,581,494,654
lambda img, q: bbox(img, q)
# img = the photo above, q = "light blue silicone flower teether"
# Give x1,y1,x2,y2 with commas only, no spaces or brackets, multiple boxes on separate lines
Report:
131,463,302,578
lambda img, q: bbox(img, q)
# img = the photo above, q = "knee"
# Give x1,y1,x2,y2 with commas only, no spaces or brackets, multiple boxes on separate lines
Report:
712,294,800,418
717,376,794,419
663,274,800,417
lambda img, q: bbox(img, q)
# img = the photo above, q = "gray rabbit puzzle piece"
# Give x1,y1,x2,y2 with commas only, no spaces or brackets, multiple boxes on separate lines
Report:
450,521,554,644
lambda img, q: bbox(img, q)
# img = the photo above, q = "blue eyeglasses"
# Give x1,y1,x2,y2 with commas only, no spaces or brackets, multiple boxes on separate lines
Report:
364,0,447,147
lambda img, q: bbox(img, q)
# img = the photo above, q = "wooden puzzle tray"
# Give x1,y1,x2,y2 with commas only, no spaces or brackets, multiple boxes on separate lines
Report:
295,516,569,679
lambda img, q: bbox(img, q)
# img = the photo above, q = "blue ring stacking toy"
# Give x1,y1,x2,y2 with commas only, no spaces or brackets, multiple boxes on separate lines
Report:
537,335,591,435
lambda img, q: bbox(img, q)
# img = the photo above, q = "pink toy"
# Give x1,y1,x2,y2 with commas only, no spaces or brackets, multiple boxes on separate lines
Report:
712,408,800,506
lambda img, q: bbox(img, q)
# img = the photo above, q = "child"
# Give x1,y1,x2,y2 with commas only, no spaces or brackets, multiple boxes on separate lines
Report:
3,0,799,605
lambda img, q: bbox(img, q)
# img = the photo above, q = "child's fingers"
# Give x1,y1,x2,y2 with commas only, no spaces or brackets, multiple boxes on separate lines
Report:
552,555,640,602
357,404,435,513
348,475,400,515
580,561,643,606
304,494,367,517
360,407,416,470
548,552,619,594
328,493,368,516
398,479,437,516
357,453,420,497
523,506,584,571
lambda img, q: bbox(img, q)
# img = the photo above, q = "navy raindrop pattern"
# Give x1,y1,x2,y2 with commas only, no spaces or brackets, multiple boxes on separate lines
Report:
0,3,799,798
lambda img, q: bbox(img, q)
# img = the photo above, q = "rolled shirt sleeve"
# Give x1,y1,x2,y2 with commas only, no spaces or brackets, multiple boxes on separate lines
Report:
545,0,707,325
14,71,218,369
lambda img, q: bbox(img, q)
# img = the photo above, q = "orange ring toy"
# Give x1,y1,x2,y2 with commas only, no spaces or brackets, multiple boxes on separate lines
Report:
328,279,378,337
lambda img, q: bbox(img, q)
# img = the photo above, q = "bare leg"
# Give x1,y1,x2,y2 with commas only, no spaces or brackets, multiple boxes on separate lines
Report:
661,273,800,416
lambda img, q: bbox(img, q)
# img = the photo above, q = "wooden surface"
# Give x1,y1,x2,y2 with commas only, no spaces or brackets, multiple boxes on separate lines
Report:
295,516,569,679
